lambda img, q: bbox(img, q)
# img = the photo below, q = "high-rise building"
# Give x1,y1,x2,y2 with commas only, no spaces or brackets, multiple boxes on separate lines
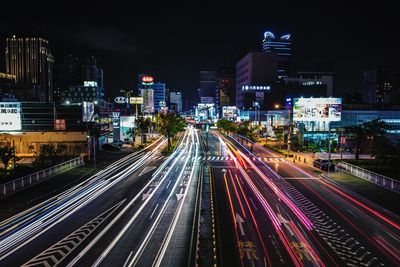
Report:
152,82,166,112
55,55,104,103
262,31,292,79
61,81,105,106
137,74,167,113
170,92,182,113
236,52,277,109
199,69,218,102
362,67,393,104
218,68,236,107
81,56,104,88
5,35,54,102
54,54,80,102
284,72,335,97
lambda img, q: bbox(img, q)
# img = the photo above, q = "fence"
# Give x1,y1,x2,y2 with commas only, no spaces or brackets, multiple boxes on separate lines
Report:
0,156,85,198
337,161,400,193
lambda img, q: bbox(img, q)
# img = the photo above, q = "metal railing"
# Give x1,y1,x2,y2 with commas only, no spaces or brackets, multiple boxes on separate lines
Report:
0,156,85,198
337,161,400,193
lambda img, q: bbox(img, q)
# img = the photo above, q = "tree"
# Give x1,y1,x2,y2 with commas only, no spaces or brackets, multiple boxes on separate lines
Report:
0,146,15,171
155,112,186,150
275,132,284,149
136,116,151,145
346,119,389,160
217,119,236,134
126,126,138,148
236,121,259,142
34,144,57,167
371,136,393,162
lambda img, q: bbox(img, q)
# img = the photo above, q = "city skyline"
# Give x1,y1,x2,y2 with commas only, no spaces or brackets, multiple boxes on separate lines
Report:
0,2,399,103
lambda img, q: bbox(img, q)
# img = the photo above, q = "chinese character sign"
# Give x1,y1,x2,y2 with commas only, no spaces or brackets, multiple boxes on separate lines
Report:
0,102,22,131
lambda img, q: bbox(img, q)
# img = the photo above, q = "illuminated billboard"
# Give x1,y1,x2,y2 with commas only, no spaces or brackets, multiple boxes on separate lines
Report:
141,89,154,113
0,102,21,131
82,101,95,122
141,76,154,85
130,97,143,104
292,98,342,122
222,106,237,119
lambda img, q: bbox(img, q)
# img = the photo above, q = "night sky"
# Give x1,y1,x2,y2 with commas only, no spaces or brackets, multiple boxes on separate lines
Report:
1,2,399,103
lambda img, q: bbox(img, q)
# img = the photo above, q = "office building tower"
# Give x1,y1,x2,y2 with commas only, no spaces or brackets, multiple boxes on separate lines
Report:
5,35,54,102
218,68,236,107
362,67,394,105
61,81,105,106
236,52,277,109
284,72,335,97
262,31,292,79
152,82,166,112
81,56,104,88
170,92,182,113
199,69,218,102
54,54,80,102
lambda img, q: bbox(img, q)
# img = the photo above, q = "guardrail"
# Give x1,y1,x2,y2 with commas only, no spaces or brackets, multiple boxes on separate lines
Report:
337,161,400,193
0,156,85,198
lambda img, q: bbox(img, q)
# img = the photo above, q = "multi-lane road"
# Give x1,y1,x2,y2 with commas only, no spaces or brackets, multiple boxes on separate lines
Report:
1,125,399,267
206,130,400,267
0,126,203,267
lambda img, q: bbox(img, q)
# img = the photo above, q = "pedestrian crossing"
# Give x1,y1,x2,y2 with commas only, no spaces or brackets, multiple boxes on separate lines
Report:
177,155,286,162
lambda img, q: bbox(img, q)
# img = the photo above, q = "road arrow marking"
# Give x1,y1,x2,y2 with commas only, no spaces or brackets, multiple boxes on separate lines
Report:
236,213,245,236
139,166,157,176
176,187,184,201
142,188,153,201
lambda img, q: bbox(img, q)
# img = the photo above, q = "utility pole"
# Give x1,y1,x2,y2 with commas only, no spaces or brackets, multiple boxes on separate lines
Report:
340,128,344,161
327,122,332,177
287,109,291,152
93,136,96,169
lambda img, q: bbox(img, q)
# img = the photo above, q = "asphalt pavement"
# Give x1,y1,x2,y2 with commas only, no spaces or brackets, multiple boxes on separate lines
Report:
227,133,400,266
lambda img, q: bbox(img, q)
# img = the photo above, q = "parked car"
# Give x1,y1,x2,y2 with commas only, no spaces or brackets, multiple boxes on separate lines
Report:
102,143,121,151
112,140,123,147
313,159,335,171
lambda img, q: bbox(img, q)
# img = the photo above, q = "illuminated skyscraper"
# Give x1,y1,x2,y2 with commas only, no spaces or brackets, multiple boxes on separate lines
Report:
5,35,54,102
262,31,292,79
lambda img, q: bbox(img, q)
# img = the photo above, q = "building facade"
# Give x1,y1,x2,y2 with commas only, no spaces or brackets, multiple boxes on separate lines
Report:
61,81,105,105
0,72,16,98
5,36,54,102
218,68,236,107
236,52,277,109
284,72,335,97
199,69,218,102
152,82,166,112
362,66,394,105
262,31,292,79
170,92,182,113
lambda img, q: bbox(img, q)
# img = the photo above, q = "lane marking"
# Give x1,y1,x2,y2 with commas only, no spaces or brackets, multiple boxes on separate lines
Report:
165,180,172,190
149,204,159,220
123,251,134,267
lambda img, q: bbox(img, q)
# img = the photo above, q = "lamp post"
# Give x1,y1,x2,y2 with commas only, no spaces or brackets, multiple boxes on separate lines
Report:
287,109,292,152
340,127,344,161
327,122,332,177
